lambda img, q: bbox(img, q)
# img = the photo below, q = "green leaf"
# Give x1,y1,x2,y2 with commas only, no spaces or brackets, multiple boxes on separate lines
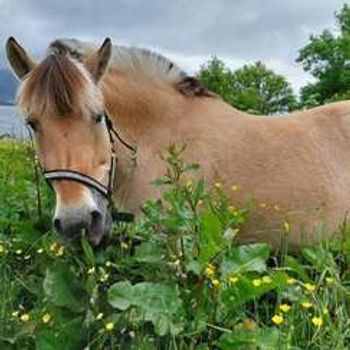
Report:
221,243,270,276
134,242,163,264
108,281,184,335
108,280,134,310
221,272,288,308
217,327,280,350
35,317,84,350
81,236,95,266
199,211,224,264
43,265,84,312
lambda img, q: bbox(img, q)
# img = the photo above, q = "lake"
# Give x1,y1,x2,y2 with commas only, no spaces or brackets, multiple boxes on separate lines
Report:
0,106,27,139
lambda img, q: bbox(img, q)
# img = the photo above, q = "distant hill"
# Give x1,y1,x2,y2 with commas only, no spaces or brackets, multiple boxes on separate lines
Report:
0,68,18,105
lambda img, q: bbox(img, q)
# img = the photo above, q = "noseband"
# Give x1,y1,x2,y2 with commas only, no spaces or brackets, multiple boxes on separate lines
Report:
41,113,136,222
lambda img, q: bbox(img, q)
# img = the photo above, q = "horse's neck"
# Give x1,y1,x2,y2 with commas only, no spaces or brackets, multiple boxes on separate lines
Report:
101,70,183,143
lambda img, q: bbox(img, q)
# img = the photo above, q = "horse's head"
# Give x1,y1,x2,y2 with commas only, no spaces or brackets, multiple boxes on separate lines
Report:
6,37,114,245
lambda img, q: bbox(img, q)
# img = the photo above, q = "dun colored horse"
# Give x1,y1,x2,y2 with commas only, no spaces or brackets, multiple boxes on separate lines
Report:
6,37,350,250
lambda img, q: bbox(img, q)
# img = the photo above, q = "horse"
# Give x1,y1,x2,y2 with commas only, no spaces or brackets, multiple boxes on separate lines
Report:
6,37,350,250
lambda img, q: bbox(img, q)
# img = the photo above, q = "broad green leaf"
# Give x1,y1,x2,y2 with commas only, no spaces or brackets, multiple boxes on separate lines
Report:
217,327,280,350
43,265,84,312
108,280,134,310
134,242,163,263
35,317,84,350
221,243,270,276
108,281,184,335
221,272,288,308
199,211,224,264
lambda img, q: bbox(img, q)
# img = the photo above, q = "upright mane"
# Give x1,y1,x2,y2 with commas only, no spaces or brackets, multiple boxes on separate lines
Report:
49,38,213,97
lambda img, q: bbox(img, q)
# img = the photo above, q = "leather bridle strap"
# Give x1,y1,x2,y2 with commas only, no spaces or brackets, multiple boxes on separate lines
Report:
44,169,109,198
42,112,136,222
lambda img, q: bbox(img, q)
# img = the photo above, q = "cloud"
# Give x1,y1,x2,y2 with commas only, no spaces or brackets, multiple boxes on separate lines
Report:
0,0,346,92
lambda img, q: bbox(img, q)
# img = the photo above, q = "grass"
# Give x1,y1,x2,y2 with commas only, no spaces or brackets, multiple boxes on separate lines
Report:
1,140,350,349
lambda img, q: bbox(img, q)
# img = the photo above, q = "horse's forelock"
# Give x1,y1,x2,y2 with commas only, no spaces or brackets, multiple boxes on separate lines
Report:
19,54,101,117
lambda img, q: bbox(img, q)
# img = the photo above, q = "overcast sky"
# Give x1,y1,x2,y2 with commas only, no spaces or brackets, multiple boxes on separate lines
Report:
0,0,348,92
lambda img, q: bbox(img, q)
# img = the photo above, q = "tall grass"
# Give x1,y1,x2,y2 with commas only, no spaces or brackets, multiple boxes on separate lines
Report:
1,140,350,350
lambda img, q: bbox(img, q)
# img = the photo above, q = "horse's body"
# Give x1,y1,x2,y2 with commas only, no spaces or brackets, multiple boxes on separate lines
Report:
6,37,350,250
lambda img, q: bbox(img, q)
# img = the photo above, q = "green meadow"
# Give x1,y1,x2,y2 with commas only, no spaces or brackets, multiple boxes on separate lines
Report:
1,140,350,350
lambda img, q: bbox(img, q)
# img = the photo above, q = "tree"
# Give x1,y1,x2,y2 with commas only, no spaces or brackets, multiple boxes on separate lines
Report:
197,59,297,115
297,4,350,107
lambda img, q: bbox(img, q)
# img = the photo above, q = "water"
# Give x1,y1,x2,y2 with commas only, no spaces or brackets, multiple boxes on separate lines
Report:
0,106,28,139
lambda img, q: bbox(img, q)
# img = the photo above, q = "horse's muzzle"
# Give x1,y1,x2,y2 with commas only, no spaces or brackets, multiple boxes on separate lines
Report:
52,189,111,245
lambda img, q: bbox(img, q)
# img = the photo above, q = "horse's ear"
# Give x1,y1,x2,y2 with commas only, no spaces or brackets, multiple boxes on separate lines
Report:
6,37,36,80
84,38,112,83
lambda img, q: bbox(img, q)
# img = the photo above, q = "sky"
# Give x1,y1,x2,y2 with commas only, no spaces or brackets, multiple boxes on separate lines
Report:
0,0,348,92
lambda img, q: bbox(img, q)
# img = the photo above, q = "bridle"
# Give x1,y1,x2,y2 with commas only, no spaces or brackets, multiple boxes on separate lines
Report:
41,113,136,222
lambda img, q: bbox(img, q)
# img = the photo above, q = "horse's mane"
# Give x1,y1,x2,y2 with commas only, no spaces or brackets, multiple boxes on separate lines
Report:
49,38,213,97
19,52,102,117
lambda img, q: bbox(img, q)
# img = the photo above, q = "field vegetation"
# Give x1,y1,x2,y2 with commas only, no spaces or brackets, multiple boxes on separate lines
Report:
1,141,350,349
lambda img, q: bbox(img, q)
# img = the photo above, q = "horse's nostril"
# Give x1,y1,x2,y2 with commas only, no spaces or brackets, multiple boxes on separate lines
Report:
53,218,62,232
91,210,102,222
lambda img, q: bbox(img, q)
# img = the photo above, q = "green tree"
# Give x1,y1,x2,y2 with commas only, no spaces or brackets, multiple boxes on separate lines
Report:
198,59,297,115
297,4,350,107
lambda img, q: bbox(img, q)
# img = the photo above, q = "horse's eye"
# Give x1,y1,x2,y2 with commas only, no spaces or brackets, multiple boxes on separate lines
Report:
94,114,104,124
26,119,38,132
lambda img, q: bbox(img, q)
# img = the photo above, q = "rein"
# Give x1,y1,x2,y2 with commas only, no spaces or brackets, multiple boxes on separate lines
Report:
41,113,136,223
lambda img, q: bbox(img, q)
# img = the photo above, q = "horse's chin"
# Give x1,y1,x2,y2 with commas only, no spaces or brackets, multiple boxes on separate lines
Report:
87,209,112,246
86,188,113,246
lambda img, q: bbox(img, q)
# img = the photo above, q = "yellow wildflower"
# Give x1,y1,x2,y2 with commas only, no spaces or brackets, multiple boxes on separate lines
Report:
37,248,44,254
271,314,284,325
87,267,95,275
279,304,291,313
186,180,193,188
11,311,19,317
229,276,239,284
173,259,181,266
302,301,313,309
212,279,221,288
49,242,58,252
42,313,51,324
231,184,238,192
322,308,329,315
214,182,222,189
311,316,323,327
121,242,129,250
15,249,22,255
20,313,30,322
99,273,109,282
287,277,295,285
304,283,316,293
253,278,262,287
262,276,272,284
243,318,256,330
56,246,64,256
205,266,215,277
207,263,215,270
0,244,5,254
105,322,115,331
228,205,236,213
283,221,290,233
326,277,334,285
105,261,112,267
